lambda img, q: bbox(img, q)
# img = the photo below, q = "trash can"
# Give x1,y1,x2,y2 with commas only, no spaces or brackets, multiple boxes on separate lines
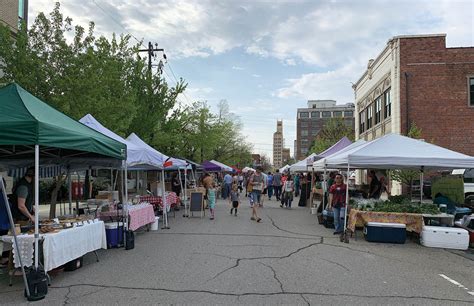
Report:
151,216,160,231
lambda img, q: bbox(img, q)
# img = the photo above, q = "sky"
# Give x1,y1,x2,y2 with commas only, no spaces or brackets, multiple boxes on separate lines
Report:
29,0,474,161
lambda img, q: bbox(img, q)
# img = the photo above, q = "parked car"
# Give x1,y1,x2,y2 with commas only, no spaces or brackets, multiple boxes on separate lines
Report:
452,169,474,207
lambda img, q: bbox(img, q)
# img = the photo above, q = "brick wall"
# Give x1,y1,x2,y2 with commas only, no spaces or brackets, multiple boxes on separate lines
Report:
0,0,19,32
399,36,474,155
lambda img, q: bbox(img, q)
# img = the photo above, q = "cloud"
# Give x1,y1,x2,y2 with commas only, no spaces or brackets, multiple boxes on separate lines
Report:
252,74,261,78
232,66,244,70
275,60,363,103
29,0,474,65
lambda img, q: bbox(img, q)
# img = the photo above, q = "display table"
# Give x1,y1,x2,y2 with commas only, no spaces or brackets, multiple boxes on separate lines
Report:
139,192,180,211
348,209,424,234
1,221,106,272
98,203,155,231
127,203,155,231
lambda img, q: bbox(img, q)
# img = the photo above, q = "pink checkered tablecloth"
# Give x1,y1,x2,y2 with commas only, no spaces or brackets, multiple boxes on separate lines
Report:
139,192,180,210
127,204,155,231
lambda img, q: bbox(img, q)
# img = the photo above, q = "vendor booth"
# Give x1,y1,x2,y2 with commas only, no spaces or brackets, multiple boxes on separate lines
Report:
0,84,127,299
313,133,474,246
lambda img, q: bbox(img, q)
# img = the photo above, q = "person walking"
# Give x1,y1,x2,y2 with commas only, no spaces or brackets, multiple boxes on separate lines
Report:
238,173,244,193
328,174,347,235
223,172,232,199
294,174,300,197
229,184,240,216
281,174,294,208
266,172,274,200
249,167,264,222
273,169,282,201
207,183,217,220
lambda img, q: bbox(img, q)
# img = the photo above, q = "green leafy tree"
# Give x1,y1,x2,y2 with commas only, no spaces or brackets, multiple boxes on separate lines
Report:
309,118,355,154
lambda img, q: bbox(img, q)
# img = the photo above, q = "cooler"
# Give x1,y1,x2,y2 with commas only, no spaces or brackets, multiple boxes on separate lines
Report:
105,222,124,248
421,225,469,250
322,209,334,228
364,222,406,244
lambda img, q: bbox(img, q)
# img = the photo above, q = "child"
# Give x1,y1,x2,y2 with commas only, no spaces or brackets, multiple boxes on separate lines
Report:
229,184,240,216
208,184,217,220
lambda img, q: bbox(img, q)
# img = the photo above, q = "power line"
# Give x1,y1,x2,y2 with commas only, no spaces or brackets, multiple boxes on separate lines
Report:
91,0,145,48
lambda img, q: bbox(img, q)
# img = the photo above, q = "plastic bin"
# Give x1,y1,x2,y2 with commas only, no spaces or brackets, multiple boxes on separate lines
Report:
151,216,160,231
105,222,124,248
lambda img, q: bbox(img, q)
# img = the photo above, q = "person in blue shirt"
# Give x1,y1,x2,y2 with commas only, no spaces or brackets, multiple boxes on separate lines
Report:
267,172,274,200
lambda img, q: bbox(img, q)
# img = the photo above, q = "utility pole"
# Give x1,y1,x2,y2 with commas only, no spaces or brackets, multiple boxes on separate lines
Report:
138,41,166,72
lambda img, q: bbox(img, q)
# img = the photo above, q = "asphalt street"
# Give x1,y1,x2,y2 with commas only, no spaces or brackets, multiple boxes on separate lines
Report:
1,196,473,305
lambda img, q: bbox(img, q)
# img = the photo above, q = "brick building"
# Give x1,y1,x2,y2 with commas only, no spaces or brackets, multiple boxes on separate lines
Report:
296,100,354,160
353,34,474,156
0,0,28,33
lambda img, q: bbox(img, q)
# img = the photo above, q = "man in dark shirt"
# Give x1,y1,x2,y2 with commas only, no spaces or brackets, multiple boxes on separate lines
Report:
12,167,35,223
328,174,347,235
272,170,282,201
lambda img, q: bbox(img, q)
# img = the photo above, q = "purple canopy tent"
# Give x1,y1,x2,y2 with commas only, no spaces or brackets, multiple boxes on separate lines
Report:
312,136,352,163
202,160,222,172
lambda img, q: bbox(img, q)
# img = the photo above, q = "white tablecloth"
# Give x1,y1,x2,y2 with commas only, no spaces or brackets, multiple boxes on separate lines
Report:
1,221,107,271
43,221,107,271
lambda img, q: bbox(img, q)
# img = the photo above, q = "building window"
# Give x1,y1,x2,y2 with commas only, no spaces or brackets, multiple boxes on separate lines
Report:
333,111,342,117
366,105,373,129
300,112,309,118
344,110,353,117
322,111,331,118
384,89,391,118
301,121,308,128
470,77,474,106
301,130,308,137
311,111,320,118
359,110,365,133
311,128,319,135
375,97,382,124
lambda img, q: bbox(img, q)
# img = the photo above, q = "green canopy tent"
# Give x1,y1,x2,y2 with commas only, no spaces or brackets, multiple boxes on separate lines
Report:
0,83,126,277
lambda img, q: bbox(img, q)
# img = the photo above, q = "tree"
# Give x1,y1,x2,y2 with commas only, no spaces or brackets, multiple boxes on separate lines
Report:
310,118,354,154
389,122,423,198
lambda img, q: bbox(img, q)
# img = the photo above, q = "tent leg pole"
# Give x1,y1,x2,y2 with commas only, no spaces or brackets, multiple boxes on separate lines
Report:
323,168,327,210
68,169,72,215
162,169,169,229
34,145,40,269
343,163,350,243
420,167,424,204
1,178,31,297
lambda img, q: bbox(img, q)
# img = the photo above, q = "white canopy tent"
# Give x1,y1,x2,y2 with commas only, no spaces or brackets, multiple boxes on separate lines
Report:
290,153,317,173
313,140,368,170
312,133,474,240
127,133,191,219
279,164,290,173
80,114,163,169
314,134,474,170
242,166,255,173
210,160,234,172
80,115,170,227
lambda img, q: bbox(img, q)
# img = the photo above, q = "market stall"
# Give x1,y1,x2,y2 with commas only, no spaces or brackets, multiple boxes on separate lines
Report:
0,83,127,299
313,133,474,244
80,115,164,229
209,160,234,172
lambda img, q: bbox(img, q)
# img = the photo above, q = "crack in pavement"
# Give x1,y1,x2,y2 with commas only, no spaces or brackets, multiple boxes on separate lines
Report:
48,283,474,303
202,239,323,282
266,214,322,238
318,257,351,272
208,258,242,282
63,286,72,305
216,244,279,247
300,293,310,305
259,262,284,293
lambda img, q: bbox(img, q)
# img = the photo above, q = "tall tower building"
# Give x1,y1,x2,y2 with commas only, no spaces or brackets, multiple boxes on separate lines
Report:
273,120,283,169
